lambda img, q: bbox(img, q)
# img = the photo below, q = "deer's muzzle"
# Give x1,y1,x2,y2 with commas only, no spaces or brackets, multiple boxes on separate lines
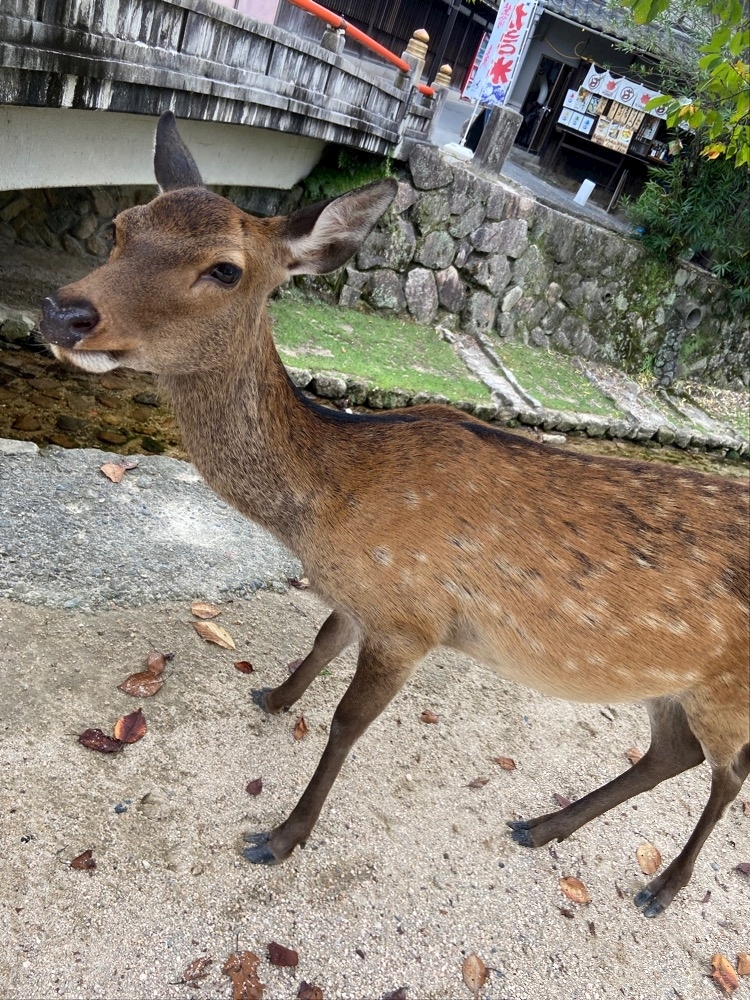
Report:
40,295,100,348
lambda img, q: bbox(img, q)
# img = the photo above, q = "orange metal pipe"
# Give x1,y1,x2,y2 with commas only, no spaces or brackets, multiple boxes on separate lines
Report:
284,0,434,96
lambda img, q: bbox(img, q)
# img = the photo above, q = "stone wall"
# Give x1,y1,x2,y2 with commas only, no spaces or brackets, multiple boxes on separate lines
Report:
1,146,747,391
316,145,747,391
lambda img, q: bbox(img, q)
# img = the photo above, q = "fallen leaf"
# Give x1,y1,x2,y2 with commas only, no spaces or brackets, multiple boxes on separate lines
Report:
735,862,750,876
191,600,222,620
743,801,749,815
737,954,750,977
100,462,126,483
78,728,124,753
298,984,324,1000
554,793,572,808
293,716,309,741
113,708,147,744
145,649,171,675
468,777,489,789
222,951,264,1000
355,948,366,959
192,621,236,650
420,710,439,724
118,671,163,698
70,849,96,871
234,661,254,674
712,954,740,995
382,990,408,1000
462,952,489,996
625,747,644,765
288,577,309,589
267,941,298,967
493,756,516,770
182,957,213,988
559,876,591,904
246,778,263,796
287,658,304,674
636,842,662,875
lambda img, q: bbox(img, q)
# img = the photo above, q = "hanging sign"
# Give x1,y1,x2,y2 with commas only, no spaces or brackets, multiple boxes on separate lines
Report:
463,0,536,106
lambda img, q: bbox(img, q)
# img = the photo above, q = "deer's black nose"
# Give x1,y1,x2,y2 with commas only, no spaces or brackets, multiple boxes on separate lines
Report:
40,295,100,348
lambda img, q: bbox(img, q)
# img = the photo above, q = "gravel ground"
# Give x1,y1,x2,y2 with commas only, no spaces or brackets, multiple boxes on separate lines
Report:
0,440,748,1000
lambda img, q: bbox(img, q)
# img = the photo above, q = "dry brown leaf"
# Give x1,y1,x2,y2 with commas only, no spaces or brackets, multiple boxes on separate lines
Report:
100,462,126,483
468,776,489,789
636,842,662,875
554,793,572,808
737,954,750,977
559,876,591,904
182,956,213,988
222,951,264,1000
70,849,96,871
78,728,124,754
743,801,750,815
192,621,236,650
288,577,309,589
298,984,324,1000
145,649,170,675
462,952,489,997
735,862,750,876
246,778,263,796
118,671,164,698
267,941,298,967
712,955,740,995
191,600,222,620
493,756,516,770
293,715,309,741
420,710,439,724
625,746,644,765
234,661,254,674
113,708,147,744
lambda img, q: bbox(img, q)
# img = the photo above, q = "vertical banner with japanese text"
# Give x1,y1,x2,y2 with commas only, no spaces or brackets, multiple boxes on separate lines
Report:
462,0,536,106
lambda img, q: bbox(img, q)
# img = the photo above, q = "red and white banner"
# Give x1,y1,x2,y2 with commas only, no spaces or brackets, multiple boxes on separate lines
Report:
463,0,537,106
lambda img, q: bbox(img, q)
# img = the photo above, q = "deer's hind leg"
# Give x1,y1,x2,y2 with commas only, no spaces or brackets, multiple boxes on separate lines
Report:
508,697,705,852
253,610,358,714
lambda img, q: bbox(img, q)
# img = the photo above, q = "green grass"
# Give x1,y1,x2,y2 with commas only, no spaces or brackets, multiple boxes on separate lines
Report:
496,342,622,417
269,295,490,402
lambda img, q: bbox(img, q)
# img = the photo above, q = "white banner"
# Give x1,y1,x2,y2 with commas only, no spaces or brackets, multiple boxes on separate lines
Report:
463,0,536,106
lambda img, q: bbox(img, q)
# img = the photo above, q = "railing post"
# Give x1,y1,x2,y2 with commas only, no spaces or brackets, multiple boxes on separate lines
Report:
396,28,429,90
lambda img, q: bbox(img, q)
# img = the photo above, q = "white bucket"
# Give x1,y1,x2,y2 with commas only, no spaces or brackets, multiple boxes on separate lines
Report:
573,179,596,205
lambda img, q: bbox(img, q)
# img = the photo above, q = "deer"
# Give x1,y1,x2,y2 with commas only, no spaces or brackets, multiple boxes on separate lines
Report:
38,113,748,918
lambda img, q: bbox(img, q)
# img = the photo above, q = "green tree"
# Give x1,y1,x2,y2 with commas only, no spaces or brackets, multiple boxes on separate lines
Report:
622,0,750,166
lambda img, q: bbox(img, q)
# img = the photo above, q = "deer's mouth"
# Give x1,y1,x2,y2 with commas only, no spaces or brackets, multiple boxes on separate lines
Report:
49,344,126,373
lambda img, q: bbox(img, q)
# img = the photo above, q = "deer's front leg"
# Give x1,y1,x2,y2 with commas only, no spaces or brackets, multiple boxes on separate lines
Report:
252,610,358,714
243,639,419,865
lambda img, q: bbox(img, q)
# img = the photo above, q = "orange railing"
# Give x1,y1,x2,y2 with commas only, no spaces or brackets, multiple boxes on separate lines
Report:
285,0,435,97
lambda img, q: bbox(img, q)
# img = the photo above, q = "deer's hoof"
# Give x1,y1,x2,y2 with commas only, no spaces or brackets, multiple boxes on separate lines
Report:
242,832,278,865
251,688,272,713
633,886,666,918
507,820,534,847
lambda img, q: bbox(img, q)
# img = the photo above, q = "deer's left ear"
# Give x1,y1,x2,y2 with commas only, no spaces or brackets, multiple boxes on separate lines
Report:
281,179,398,275
154,112,204,192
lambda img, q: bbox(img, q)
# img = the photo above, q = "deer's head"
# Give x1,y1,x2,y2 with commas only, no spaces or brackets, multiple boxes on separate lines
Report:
40,113,397,376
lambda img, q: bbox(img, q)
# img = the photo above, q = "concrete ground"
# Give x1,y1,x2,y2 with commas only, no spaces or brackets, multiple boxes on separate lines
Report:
0,442,748,1000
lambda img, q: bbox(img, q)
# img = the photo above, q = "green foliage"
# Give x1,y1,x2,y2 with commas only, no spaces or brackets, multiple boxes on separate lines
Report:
626,155,750,303
621,0,750,166
302,147,393,203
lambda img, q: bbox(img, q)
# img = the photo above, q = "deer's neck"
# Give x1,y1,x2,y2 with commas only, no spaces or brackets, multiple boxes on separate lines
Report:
161,315,332,553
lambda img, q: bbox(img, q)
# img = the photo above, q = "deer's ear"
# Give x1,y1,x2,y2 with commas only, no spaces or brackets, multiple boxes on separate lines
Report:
281,179,398,275
154,112,204,191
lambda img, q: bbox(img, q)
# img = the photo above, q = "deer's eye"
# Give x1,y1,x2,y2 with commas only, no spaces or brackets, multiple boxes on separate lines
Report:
207,262,242,286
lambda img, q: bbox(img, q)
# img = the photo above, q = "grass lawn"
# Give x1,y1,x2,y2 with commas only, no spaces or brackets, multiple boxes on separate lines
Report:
496,342,621,417
269,294,490,402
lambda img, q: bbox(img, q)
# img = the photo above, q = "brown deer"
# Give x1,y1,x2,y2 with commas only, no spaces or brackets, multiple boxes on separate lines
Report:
39,113,748,918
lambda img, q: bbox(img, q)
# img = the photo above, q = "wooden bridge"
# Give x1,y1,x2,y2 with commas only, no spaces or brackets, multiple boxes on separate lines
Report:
0,0,444,190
